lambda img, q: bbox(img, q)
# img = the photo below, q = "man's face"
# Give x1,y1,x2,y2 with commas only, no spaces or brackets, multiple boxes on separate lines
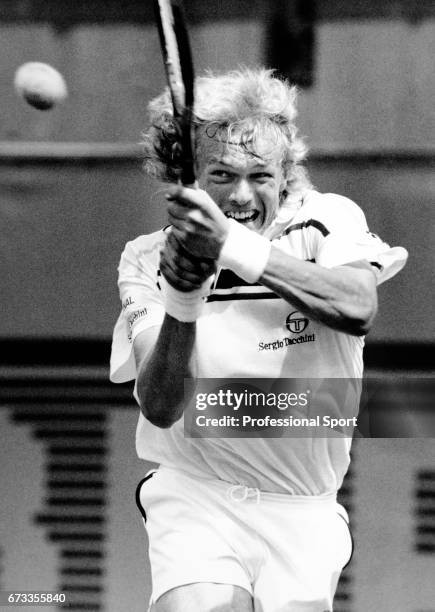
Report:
197,133,285,234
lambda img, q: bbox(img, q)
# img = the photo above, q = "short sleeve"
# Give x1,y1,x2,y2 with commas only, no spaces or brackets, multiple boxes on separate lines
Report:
309,194,408,284
110,234,165,383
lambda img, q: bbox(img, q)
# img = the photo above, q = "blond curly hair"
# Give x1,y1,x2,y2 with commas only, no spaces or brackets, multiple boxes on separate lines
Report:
142,67,312,198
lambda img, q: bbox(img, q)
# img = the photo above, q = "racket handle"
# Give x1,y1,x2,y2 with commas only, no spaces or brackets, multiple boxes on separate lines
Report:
180,130,195,185
180,164,196,187
178,177,198,189
179,107,196,187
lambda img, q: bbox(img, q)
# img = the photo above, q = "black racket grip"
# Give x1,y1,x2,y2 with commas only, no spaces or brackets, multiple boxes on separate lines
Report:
180,162,196,187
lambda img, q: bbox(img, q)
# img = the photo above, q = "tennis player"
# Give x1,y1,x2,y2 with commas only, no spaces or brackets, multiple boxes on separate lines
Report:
110,69,408,611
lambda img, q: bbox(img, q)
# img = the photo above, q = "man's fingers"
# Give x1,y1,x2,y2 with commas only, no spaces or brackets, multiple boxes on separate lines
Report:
167,201,187,221
166,236,216,277
166,185,212,210
161,238,215,285
160,267,199,292
166,232,200,272
167,209,193,235
164,185,228,261
168,226,199,259
160,256,203,291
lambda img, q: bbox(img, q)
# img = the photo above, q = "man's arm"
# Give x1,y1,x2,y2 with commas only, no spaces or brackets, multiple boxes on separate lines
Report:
134,230,214,428
261,250,377,336
166,185,378,337
134,317,196,428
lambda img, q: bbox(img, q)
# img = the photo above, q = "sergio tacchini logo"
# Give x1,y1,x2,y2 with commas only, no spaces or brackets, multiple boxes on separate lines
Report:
286,311,309,334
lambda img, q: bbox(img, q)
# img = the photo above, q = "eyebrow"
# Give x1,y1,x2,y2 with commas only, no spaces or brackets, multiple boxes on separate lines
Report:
206,156,267,168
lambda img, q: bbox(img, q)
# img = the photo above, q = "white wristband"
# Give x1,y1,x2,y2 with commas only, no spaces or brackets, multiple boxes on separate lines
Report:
217,219,271,283
160,275,212,322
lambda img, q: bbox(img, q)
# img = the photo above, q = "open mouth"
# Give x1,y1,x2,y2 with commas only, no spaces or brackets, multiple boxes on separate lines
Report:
224,210,259,224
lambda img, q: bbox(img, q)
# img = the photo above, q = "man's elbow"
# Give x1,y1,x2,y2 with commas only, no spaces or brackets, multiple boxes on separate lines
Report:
352,312,376,336
350,294,378,336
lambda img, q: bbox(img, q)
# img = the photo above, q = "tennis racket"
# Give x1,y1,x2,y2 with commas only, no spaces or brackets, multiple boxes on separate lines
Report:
154,0,196,187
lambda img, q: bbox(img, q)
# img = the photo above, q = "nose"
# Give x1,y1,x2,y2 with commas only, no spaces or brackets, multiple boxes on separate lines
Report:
229,179,253,206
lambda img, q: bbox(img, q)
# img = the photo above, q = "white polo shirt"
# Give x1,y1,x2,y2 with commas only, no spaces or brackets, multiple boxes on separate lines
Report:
110,190,407,495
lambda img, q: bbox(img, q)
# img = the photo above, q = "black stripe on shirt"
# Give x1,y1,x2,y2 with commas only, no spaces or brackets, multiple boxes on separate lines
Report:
283,219,330,237
207,292,280,303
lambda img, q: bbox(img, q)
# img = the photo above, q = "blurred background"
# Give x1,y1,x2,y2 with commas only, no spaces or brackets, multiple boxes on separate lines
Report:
0,1,434,611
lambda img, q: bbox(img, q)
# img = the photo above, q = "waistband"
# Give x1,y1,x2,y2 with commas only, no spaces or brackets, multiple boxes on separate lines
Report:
153,465,340,508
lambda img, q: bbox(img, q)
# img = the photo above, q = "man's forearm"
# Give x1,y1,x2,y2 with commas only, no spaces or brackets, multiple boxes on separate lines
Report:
261,247,378,336
136,314,196,428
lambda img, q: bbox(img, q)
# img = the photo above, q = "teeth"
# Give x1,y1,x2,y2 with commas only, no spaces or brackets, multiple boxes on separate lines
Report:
225,211,256,220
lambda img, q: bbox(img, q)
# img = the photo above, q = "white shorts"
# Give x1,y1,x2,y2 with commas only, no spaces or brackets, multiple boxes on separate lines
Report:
136,466,353,612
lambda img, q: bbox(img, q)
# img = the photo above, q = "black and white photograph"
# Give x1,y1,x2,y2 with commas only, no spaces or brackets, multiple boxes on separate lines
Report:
0,2,434,611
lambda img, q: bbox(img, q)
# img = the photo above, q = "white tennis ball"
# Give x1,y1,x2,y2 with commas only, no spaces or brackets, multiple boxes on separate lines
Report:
14,62,67,110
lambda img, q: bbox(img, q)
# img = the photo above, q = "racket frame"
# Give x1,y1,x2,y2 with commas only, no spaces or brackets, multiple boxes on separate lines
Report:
154,0,196,186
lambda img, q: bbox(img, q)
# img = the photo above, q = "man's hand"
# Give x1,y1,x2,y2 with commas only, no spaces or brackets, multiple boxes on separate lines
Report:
160,229,216,292
166,185,230,260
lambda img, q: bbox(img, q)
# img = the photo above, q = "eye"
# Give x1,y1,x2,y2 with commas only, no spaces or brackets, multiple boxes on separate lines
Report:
251,172,273,181
209,169,233,181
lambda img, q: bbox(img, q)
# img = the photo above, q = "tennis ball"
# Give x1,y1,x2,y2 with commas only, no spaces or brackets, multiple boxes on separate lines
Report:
14,62,67,110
